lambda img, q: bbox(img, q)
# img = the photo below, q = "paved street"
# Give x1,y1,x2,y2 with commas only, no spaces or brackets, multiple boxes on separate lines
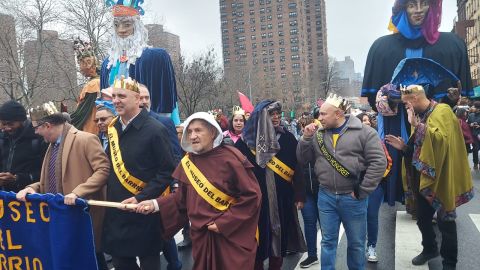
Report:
154,158,480,270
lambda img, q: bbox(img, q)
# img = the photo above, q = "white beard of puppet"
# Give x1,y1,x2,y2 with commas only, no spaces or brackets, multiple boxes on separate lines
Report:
107,16,149,68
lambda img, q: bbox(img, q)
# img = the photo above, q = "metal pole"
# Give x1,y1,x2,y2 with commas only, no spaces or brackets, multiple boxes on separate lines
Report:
248,70,252,101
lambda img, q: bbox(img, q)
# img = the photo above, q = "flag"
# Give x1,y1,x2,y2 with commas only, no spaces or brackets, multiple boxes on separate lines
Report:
238,91,254,113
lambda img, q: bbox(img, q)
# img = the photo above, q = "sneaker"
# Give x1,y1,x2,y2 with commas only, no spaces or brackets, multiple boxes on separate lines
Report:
366,245,378,263
299,256,319,268
412,251,439,265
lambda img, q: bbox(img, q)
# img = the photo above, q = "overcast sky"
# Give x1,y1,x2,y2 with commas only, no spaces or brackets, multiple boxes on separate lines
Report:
147,0,458,75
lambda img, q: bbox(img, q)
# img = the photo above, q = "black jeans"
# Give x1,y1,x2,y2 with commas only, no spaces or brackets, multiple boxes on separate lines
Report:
112,254,160,270
96,252,108,270
472,141,479,164
416,194,457,267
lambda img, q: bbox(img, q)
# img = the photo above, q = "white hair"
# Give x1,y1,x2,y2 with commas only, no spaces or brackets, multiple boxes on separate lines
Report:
107,16,150,68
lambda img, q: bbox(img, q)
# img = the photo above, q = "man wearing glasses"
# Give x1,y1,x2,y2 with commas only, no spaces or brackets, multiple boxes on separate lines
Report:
95,106,116,151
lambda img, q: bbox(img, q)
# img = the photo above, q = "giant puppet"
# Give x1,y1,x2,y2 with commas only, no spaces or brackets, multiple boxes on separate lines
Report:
101,0,179,124
361,0,472,206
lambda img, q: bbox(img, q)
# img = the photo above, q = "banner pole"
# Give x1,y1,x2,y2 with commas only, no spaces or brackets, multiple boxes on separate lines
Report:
87,200,137,210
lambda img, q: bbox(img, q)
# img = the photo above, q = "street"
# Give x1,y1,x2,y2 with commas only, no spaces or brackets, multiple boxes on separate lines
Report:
165,157,480,270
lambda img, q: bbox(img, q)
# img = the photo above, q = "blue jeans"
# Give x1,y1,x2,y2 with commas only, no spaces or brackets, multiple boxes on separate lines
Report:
318,188,368,270
163,238,182,270
301,193,320,257
367,185,384,247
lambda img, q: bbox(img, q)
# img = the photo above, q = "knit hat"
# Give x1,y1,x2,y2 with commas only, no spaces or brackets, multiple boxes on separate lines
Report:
0,100,27,121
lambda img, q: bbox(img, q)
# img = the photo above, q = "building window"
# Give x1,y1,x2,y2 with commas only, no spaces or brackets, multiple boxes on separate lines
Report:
251,35,256,40
280,56,286,62
261,33,267,39
289,12,297,18
292,63,300,69
291,54,300,60
277,14,283,19
291,46,299,52
290,29,298,35
252,43,257,49
268,32,273,38
278,22,284,28
289,20,297,26
262,42,267,47
278,31,284,36
249,1,254,7
250,10,255,15
288,3,297,9
281,73,286,78
269,49,274,55
279,39,285,45
251,26,256,32
267,24,273,29
279,47,285,53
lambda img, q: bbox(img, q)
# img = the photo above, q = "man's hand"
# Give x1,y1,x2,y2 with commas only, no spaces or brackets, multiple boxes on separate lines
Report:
64,193,78,205
405,102,418,127
207,222,220,233
295,201,304,210
0,172,16,185
303,123,318,138
16,187,36,202
119,197,139,212
385,135,406,151
135,200,155,215
350,192,358,199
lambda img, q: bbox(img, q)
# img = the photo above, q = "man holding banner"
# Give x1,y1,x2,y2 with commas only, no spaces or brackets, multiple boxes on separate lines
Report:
103,76,175,270
16,101,110,270
135,112,262,270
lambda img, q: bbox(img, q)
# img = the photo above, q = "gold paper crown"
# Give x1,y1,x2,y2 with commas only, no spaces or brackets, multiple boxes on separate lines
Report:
400,84,424,95
113,76,140,93
28,102,59,121
325,93,350,111
232,105,245,116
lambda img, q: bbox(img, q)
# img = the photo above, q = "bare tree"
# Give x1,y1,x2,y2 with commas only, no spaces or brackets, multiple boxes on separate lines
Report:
59,0,112,59
175,49,223,117
321,56,339,99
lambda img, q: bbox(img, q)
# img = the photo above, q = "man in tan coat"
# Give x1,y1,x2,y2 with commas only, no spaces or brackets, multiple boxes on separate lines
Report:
16,102,110,270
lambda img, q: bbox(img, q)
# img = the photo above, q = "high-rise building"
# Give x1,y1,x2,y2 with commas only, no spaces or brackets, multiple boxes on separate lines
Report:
24,30,77,107
331,56,363,97
457,0,479,90
219,0,328,111
145,24,181,62
0,14,19,103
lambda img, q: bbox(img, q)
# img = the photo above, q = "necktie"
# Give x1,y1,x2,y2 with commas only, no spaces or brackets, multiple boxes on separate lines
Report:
48,142,59,193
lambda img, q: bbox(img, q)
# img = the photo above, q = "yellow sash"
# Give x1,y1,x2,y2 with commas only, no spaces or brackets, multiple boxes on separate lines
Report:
181,155,236,211
108,117,147,195
250,150,294,182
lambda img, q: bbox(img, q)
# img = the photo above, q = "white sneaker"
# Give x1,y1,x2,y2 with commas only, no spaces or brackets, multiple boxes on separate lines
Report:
366,245,378,263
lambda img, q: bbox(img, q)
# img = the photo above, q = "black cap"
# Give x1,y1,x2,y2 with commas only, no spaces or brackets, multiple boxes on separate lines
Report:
0,100,27,122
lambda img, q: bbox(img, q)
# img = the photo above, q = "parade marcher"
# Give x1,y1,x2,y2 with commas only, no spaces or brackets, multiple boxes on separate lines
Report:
386,85,473,269
356,112,386,263
236,100,306,270
139,84,182,163
139,82,182,270
298,94,386,270
223,106,246,144
94,106,116,151
102,76,176,270
456,108,474,156
0,100,47,192
297,116,321,268
15,102,110,270
71,38,101,134
174,123,193,250
101,0,179,124
468,101,480,169
361,0,472,206
135,112,262,270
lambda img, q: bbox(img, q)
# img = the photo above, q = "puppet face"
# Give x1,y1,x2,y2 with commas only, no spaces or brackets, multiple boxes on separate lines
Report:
114,17,135,38
406,0,430,26
79,56,97,77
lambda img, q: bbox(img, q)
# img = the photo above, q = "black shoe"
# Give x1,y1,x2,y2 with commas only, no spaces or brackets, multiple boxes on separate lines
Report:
299,256,319,268
177,238,192,250
412,251,439,265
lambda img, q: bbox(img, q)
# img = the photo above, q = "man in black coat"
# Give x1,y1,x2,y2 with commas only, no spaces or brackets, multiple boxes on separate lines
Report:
0,100,47,192
102,77,176,270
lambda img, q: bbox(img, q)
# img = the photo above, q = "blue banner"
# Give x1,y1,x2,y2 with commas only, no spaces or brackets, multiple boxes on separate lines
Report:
0,191,98,270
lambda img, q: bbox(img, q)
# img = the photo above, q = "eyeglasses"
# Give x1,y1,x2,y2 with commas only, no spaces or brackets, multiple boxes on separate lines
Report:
32,122,46,130
94,116,113,123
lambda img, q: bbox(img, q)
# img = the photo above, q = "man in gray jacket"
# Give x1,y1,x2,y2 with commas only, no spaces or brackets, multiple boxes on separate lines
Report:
297,94,386,269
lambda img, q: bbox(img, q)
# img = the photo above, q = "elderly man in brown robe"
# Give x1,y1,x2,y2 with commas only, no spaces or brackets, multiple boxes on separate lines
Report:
136,112,261,270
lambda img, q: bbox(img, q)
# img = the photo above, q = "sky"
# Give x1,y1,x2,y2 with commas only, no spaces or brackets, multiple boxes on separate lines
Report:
148,0,458,75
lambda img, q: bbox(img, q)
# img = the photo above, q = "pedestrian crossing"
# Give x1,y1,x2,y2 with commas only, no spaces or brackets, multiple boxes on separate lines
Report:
470,214,480,233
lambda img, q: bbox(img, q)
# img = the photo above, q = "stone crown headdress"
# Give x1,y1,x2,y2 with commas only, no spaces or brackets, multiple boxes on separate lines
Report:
325,93,350,111
232,106,245,116
106,0,145,17
28,102,59,121
113,75,140,93
73,37,96,61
